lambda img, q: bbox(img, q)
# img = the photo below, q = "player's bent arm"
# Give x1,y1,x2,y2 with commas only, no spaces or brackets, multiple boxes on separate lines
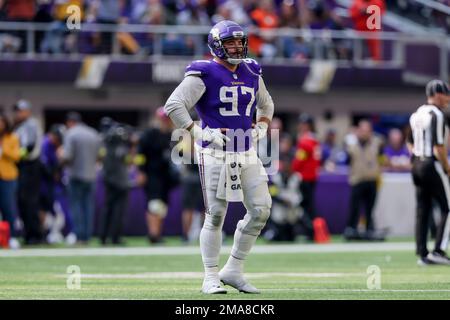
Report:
434,144,450,175
164,75,206,130
252,76,274,140
256,76,274,124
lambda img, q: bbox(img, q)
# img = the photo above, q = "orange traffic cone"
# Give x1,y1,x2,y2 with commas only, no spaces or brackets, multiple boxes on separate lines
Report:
0,221,10,249
313,217,330,244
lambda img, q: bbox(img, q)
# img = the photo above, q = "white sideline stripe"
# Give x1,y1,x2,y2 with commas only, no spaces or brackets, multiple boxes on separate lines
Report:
55,272,359,279
0,242,416,257
264,288,450,293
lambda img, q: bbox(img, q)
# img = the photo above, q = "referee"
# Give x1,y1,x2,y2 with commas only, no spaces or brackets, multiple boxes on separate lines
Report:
408,79,450,266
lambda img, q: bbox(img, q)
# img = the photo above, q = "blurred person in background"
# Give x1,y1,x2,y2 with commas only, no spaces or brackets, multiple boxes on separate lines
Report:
383,127,411,172
99,120,133,245
321,128,348,172
349,0,386,61
344,119,385,241
249,0,279,59
0,0,36,52
212,0,251,27
304,0,351,60
90,0,126,54
291,113,321,241
59,112,101,245
137,107,179,244
39,124,66,244
265,153,302,242
13,99,43,245
124,0,167,55
168,0,210,56
0,113,21,249
178,132,204,244
40,0,85,54
279,0,310,61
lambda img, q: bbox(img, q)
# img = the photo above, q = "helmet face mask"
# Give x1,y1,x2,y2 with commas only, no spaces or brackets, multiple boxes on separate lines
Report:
208,20,248,65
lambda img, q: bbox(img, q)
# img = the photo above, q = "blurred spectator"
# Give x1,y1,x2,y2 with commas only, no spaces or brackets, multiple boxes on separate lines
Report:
176,0,210,25
212,0,251,27
39,124,68,244
344,119,385,241
349,0,386,61
34,0,54,53
60,112,101,244
211,2,232,24
0,112,21,249
165,0,210,56
13,99,43,245
321,128,348,171
291,113,321,241
383,127,411,172
265,154,302,242
99,120,133,245
279,0,310,60
137,107,179,244
40,0,85,54
249,0,279,59
0,0,36,52
91,0,127,53
178,135,204,243
125,0,167,55
305,0,350,60
279,131,295,160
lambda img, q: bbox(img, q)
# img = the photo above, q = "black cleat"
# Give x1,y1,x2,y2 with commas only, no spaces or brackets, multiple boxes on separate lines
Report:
417,256,438,266
427,251,450,265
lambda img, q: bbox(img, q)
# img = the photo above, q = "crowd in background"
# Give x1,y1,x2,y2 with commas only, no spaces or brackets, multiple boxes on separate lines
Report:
0,97,423,249
0,0,391,61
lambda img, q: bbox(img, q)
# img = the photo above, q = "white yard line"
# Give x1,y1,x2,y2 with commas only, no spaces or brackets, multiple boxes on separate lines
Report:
0,242,416,258
54,272,361,279
264,288,450,293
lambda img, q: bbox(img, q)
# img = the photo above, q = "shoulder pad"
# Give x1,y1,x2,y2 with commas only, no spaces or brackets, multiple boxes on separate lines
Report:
184,60,212,77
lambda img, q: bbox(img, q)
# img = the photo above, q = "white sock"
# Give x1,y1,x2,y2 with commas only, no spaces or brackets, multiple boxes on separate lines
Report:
200,227,222,277
224,228,258,273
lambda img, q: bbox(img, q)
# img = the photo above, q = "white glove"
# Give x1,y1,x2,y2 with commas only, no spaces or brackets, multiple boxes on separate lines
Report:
190,124,230,147
251,121,269,141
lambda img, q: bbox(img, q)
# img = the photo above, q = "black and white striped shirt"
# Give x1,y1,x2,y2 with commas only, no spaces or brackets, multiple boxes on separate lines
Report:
409,104,448,158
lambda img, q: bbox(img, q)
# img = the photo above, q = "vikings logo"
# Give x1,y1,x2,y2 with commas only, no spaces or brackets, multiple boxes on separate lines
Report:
210,28,220,40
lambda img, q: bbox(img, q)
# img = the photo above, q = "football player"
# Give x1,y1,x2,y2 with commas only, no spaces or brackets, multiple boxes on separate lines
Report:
164,20,275,294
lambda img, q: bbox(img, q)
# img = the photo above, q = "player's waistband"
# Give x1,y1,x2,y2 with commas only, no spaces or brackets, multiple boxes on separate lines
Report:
412,154,436,162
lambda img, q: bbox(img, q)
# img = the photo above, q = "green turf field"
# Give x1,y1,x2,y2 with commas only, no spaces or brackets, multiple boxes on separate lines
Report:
0,238,449,300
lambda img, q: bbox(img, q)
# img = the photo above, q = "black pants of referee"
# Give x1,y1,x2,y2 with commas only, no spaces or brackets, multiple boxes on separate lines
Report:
412,158,450,257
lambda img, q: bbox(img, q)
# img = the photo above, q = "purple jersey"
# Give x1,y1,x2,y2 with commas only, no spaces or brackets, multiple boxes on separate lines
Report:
185,58,262,152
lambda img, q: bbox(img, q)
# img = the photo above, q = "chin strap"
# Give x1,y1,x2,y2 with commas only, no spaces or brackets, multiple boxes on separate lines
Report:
227,58,243,65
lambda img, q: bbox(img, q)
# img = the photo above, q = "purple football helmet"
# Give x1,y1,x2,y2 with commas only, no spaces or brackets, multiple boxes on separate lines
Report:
207,20,248,65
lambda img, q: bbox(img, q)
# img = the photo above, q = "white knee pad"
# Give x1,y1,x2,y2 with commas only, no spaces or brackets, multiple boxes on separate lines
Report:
148,199,168,218
203,203,227,230
238,205,271,236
